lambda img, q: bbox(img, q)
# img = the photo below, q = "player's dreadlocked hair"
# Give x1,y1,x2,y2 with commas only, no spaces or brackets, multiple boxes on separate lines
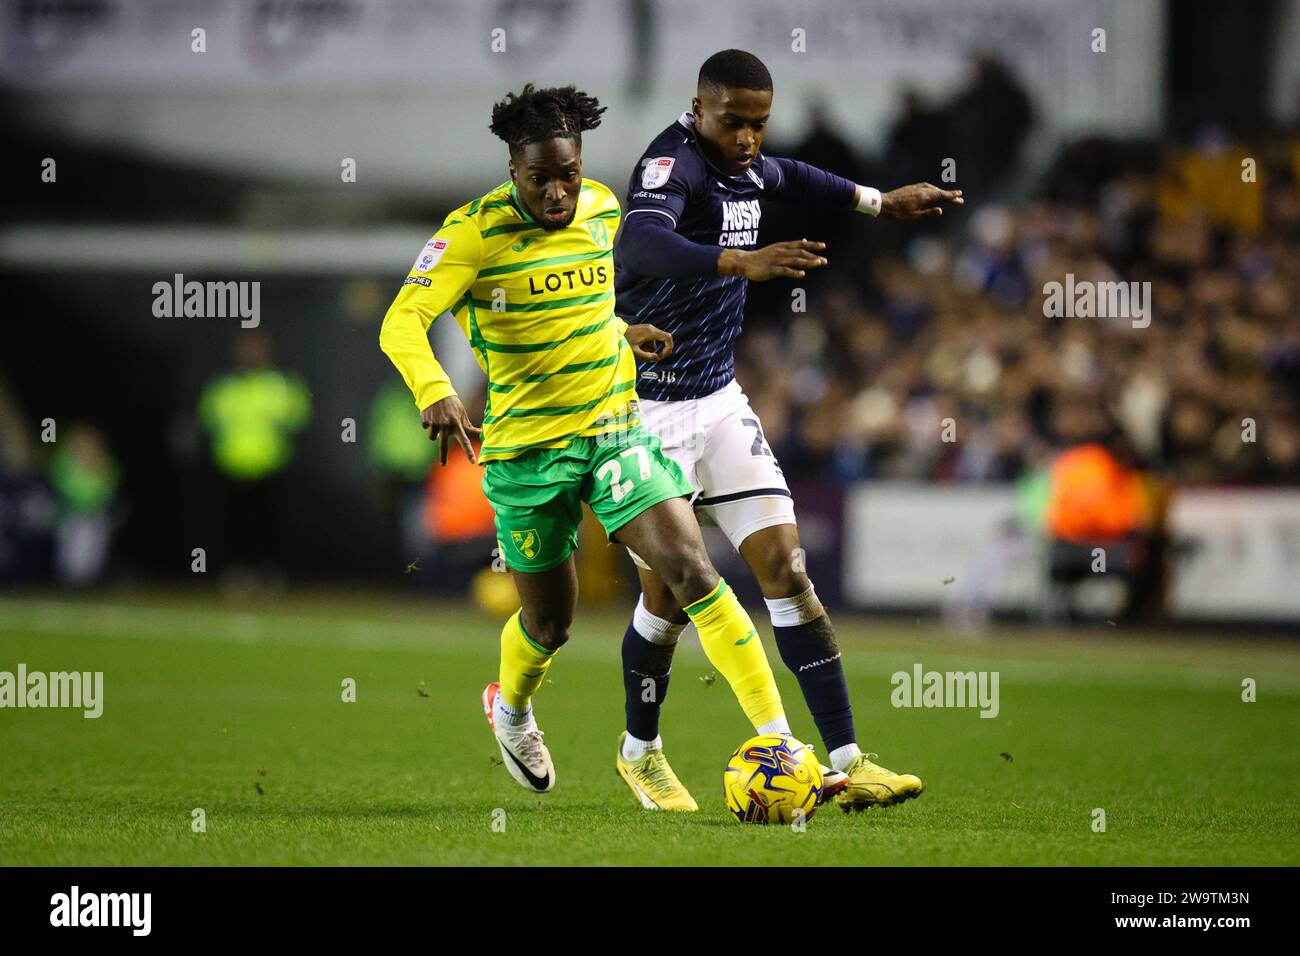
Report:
489,84,605,156
697,49,773,95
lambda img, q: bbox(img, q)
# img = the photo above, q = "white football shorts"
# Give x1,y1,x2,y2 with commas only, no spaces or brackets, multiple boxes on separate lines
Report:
628,379,795,570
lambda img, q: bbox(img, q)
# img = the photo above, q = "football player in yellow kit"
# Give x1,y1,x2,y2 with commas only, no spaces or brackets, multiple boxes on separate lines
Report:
380,85,808,807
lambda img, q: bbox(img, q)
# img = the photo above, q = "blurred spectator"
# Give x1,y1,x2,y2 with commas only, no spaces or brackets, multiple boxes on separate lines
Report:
1043,439,1161,622
0,378,57,583
420,437,497,591
947,53,1035,198
884,88,951,185
1047,442,1149,543
368,379,437,485
199,332,311,588
794,98,861,181
417,388,496,591
367,378,438,563
49,425,119,586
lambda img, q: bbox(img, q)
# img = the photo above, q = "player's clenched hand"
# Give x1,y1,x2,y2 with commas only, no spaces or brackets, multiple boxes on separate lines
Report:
624,323,674,362
880,183,964,221
719,239,828,281
421,395,481,466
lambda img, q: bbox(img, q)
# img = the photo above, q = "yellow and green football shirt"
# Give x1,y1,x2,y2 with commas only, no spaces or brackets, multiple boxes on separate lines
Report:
380,178,637,463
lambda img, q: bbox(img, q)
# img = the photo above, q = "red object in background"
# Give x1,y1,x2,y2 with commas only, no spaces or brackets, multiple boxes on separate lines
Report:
1046,444,1149,543
422,449,495,544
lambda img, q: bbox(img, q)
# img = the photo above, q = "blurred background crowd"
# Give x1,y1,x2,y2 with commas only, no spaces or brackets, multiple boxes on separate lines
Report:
742,102,1300,490
2,0,1297,624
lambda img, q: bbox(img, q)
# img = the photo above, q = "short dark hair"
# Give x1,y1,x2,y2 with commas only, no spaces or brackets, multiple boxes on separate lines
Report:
489,84,605,155
697,49,773,95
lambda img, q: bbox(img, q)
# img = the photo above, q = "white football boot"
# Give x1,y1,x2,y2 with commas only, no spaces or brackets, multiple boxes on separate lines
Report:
820,765,850,802
481,681,555,793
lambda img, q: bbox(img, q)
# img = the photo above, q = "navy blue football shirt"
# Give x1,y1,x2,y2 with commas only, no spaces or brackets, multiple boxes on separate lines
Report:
614,112,856,402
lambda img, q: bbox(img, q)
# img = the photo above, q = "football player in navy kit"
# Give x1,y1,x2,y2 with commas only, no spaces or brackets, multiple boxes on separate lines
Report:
612,49,964,812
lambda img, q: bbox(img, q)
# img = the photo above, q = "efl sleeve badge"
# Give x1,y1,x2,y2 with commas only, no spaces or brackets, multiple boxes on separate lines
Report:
641,157,676,190
414,237,451,273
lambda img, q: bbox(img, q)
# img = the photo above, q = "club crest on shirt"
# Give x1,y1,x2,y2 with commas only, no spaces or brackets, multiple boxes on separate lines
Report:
586,220,610,248
641,157,675,189
414,237,450,273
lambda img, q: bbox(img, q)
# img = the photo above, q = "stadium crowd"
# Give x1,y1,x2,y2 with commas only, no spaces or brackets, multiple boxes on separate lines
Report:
5,60,1300,592
737,121,1300,488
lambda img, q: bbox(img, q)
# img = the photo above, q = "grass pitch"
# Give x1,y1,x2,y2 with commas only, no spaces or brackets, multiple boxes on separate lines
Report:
0,591,1297,866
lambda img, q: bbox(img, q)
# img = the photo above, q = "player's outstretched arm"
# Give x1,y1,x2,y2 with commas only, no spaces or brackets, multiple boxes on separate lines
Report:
718,239,828,281
877,182,965,221
761,156,963,222
617,161,830,282
380,218,484,464
618,211,725,279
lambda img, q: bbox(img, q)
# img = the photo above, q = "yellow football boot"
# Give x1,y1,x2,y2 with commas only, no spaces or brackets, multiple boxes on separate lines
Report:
834,752,924,811
615,732,699,811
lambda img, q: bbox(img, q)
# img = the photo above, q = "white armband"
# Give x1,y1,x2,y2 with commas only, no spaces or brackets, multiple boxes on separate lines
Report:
855,185,882,217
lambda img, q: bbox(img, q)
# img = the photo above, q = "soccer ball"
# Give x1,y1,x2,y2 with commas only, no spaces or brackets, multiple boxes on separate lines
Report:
723,733,824,825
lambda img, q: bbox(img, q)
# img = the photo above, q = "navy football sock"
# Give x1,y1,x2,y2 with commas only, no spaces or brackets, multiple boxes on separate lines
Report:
773,614,857,753
622,617,676,742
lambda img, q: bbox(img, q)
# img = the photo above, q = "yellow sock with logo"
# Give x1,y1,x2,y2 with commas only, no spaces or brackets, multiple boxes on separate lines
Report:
498,610,554,711
685,579,785,729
